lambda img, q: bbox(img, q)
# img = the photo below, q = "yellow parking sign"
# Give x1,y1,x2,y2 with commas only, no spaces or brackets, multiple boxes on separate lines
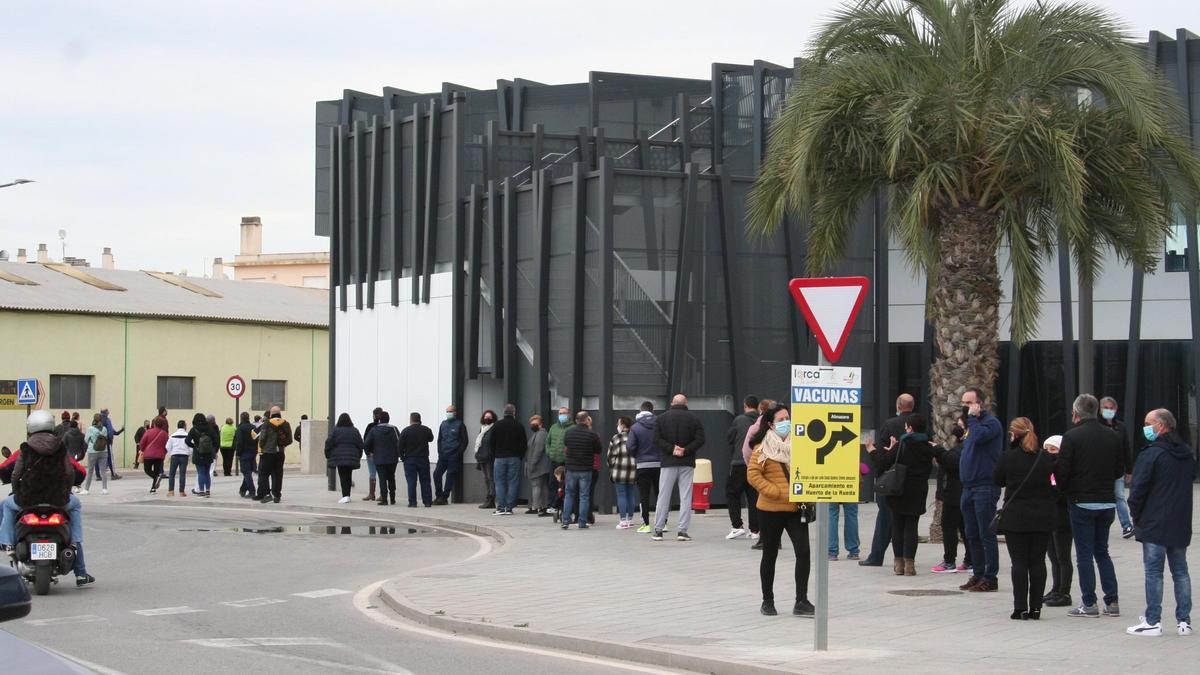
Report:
790,365,862,502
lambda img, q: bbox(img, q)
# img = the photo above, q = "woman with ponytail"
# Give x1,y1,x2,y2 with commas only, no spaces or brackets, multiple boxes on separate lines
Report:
993,416,1057,620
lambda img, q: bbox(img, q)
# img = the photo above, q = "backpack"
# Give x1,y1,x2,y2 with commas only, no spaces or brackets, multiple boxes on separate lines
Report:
196,432,215,458
94,433,108,452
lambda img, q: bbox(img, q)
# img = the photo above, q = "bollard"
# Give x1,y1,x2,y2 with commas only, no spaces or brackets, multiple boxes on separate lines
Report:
692,459,713,513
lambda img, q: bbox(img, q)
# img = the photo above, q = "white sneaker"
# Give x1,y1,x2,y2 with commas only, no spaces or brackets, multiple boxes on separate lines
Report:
1180,621,1193,636
616,521,626,530
100,489,108,495
1126,617,1162,636
79,489,89,495
338,496,351,504
726,528,748,540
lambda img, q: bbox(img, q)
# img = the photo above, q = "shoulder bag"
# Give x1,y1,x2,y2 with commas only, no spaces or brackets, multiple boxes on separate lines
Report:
874,441,907,497
989,449,1043,535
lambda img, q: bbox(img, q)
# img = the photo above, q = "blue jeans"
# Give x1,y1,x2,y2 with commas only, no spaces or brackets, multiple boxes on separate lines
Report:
829,503,860,556
615,483,637,520
961,485,1000,582
1143,542,1191,625
1,495,86,575
195,459,213,492
403,456,433,506
168,455,189,492
239,455,257,495
563,470,593,527
366,455,377,480
1070,505,1118,606
1114,479,1132,530
866,493,892,563
493,457,522,511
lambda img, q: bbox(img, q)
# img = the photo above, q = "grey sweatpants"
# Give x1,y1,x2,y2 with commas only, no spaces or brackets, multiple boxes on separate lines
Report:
529,474,549,510
654,466,694,533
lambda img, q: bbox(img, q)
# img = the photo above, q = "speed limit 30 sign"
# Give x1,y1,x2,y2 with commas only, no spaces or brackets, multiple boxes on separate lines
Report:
226,375,246,399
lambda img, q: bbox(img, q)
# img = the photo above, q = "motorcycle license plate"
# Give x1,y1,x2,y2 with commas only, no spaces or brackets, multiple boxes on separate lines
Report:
30,542,57,560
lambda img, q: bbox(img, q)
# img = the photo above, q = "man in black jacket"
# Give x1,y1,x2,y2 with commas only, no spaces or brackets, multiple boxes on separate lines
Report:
1057,394,1124,618
398,412,435,508
724,396,759,540
651,394,705,542
561,412,601,530
233,412,257,498
861,393,914,566
1126,408,1195,637
487,404,527,515
1099,396,1135,538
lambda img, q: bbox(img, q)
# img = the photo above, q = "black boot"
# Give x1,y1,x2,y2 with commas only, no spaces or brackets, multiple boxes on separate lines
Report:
760,601,778,616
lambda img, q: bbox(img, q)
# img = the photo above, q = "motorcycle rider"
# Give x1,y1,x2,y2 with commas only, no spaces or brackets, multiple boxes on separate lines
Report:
0,410,95,586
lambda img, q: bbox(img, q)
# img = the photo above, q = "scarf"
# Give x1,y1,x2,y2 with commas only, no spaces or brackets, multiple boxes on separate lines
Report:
475,423,493,451
758,427,791,469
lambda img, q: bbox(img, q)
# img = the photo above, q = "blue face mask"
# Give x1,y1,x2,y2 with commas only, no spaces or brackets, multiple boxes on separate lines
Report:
775,421,791,437
1143,425,1158,442
1101,409,1116,421
558,414,569,425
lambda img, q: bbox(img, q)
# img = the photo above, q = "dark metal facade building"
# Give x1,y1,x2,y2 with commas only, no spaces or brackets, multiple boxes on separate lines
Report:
318,29,1200,504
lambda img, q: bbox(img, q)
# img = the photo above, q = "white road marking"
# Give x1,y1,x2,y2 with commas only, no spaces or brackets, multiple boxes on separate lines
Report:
221,597,288,608
133,606,206,616
182,637,337,648
41,647,128,675
24,614,106,626
178,637,412,674
292,588,351,598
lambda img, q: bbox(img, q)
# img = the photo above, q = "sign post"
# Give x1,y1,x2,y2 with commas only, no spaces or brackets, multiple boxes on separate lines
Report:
788,277,869,653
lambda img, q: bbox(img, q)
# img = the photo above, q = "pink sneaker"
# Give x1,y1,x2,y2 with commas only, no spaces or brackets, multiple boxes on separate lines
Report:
955,564,969,573
930,561,957,574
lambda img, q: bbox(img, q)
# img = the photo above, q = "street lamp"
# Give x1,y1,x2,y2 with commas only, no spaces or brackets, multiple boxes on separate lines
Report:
0,178,34,189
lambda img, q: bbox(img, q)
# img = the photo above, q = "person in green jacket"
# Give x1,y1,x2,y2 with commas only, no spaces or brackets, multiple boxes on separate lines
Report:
544,406,573,516
219,417,237,477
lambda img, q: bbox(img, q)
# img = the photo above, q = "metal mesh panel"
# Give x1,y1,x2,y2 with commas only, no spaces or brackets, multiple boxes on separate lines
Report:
399,120,414,273
542,137,580,180
644,145,683,171
678,177,731,396
721,69,755,175
378,124,393,275
435,110,455,264
604,141,641,169
547,182,575,400
496,134,534,185
522,83,589,132
583,177,603,396
514,187,539,411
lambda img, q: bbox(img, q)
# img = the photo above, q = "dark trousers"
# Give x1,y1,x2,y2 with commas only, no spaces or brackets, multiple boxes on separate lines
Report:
377,463,398,503
941,499,970,565
220,447,235,476
635,467,660,526
962,485,1001,581
336,465,354,497
434,457,461,500
239,455,256,495
143,458,163,490
1048,513,1074,594
866,493,893,563
404,456,433,506
107,450,117,475
256,452,284,499
891,512,920,559
1005,531,1050,613
726,464,760,532
758,509,811,603
480,460,496,505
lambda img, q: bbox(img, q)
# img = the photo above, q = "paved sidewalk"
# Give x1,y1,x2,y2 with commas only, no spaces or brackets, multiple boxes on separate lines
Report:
84,469,1198,673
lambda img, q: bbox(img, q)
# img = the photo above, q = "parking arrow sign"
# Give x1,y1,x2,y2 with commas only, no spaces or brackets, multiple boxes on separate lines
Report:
17,379,38,405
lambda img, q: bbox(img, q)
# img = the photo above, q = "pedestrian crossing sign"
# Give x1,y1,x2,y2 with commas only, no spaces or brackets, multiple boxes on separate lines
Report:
17,378,38,405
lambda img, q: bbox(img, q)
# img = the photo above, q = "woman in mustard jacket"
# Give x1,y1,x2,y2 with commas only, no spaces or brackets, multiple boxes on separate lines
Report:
747,403,813,617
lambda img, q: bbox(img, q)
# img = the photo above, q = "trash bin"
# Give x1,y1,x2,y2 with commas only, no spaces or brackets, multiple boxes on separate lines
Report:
692,459,713,513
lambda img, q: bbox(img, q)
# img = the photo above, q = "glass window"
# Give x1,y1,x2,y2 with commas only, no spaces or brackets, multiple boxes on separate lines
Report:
50,374,92,409
157,377,194,410
252,380,286,411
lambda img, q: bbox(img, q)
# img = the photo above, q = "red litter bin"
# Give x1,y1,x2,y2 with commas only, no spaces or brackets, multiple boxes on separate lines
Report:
692,459,713,513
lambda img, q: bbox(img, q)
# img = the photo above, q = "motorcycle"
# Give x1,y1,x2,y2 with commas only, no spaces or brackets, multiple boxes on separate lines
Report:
12,504,75,595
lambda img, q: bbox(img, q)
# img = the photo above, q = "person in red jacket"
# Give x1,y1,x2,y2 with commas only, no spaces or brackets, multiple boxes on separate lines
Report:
138,417,170,494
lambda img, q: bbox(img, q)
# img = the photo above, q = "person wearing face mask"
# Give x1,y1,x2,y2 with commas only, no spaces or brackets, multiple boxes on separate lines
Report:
474,410,498,510
433,405,468,505
1125,408,1195,637
957,387,1004,593
255,406,293,504
931,417,971,573
1042,435,1074,608
747,404,813,617
861,394,915,567
607,417,637,529
993,417,1056,620
1099,397,1135,538
544,406,574,517
1057,394,1124,618
868,413,936,576
525,415,550,515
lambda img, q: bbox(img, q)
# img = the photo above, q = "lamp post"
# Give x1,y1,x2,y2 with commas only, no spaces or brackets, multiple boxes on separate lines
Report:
0,178,34,189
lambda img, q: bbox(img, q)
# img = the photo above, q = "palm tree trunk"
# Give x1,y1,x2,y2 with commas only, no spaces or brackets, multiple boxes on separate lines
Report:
928,207,1002,445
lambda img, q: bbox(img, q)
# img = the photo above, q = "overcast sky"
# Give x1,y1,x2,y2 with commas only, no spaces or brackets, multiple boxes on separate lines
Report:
0,0,1193,275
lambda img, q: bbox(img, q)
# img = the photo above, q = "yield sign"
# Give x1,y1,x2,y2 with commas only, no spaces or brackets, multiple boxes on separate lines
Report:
788,277,870,364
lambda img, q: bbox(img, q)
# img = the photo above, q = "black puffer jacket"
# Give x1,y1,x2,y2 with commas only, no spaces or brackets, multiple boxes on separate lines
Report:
563,425,602,472
652,405,706,468
325,425,364,468
992,446,1056,533
233,422,257,458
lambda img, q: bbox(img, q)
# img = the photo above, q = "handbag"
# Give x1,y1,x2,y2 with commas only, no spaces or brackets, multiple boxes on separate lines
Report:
797,503,816,523
989,449,1043,535
874,441,907,497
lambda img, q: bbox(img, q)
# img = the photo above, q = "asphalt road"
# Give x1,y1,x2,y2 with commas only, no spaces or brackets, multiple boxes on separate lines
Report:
2,500,664,675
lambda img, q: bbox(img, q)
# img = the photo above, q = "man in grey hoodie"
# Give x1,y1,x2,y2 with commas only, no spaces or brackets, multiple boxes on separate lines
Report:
626,401,661,534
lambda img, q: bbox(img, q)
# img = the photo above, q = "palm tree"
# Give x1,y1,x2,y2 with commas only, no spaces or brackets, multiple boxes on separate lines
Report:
749,0,1200,441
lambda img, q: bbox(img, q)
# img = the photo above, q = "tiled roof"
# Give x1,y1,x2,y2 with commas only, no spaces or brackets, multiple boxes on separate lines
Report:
0,262,327,328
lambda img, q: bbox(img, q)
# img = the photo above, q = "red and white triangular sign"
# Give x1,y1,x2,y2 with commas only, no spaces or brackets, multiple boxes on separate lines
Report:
788,277,870,364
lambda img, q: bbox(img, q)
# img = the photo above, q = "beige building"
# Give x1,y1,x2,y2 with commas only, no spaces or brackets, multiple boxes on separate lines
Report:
219,217,330,289
0,261,328,466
